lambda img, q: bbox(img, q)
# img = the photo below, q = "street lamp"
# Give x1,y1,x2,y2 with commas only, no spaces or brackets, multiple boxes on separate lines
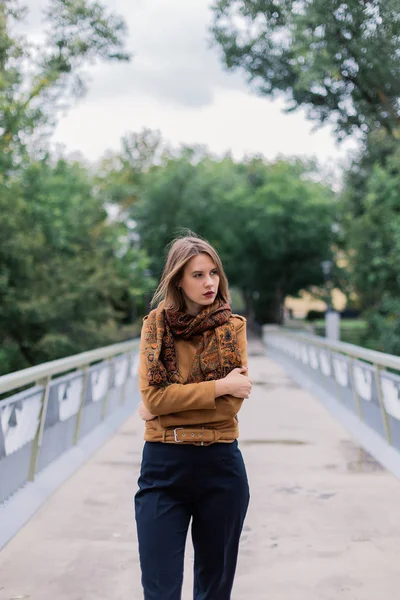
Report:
320,260,340,340
320,260,333,313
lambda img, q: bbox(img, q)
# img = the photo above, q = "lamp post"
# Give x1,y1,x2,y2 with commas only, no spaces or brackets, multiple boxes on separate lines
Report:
321,260,333,312
320,260,340,341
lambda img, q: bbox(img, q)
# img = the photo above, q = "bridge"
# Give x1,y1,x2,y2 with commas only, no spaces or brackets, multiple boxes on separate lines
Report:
1,328,400,598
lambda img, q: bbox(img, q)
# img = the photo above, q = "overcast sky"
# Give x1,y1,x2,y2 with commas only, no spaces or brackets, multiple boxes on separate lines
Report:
25,0,357,170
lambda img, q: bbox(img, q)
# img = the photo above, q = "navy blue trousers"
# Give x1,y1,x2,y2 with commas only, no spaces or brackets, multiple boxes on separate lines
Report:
134,440,250,600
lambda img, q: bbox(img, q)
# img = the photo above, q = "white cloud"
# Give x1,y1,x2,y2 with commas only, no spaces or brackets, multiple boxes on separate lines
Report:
24,0,245,107
23,0,358,168
53,88,356,167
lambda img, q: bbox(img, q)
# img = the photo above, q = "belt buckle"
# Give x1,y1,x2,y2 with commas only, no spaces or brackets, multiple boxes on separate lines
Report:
174,427,184,443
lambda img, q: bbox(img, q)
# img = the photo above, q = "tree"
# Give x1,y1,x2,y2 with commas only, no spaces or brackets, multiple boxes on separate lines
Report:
0,0,130,176
341,135,400,307
228,158,336,323
211,0,400,139
130,147,335,324
0,0,147,374
336,125,400,353
0,156,154,374
96,129,164,214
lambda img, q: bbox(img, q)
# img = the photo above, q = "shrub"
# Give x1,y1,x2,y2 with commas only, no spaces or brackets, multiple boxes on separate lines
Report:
306,310,326,322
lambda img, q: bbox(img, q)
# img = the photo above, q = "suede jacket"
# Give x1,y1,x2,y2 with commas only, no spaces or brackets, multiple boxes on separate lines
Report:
138,314,248,445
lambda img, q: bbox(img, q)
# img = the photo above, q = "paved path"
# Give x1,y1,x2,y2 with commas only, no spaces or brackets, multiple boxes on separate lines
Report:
1,338,400,599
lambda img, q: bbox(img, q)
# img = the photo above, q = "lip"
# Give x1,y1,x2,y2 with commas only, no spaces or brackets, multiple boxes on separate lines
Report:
203,291,215,297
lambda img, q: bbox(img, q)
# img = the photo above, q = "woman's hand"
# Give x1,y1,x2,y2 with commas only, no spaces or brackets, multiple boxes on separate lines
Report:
215,367,252,399
138,401,157,421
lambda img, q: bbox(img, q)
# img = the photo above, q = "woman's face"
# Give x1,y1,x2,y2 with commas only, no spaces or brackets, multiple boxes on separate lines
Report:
179,253,220,315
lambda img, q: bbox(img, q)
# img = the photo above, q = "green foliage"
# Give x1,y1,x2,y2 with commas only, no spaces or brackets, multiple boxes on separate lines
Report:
96,129,163,211
0,156,154,374
211,0,400,139
306,310,325,322
7,0,398,373
364,297,400,355
340,131,400,353
313,319,368,346
0,1,158,375
0,0,130,177
237,159,335,323
341,134,400,309
114,146,336,324
211,0,400,351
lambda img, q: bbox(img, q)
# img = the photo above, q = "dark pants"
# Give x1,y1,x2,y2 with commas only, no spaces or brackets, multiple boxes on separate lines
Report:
134,439,250,600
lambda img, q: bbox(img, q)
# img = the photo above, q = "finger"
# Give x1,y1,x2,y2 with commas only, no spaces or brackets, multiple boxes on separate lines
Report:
232,367,245,374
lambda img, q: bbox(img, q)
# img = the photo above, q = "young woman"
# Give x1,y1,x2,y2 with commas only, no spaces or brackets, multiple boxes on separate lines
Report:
135,234,252,600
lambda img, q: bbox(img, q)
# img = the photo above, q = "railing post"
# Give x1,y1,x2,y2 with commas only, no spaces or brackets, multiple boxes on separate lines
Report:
329,351,344,404
120,352,132,405
101,359,113,420
348,357,364,420
73,367,89,445
28,376,51,481
374,364,392,444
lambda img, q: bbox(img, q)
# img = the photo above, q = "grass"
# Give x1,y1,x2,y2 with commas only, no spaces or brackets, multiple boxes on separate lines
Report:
313,319,367,330
312,319,368,346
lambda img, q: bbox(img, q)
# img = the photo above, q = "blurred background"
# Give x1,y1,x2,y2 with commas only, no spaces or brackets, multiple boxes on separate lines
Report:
1,0,399,376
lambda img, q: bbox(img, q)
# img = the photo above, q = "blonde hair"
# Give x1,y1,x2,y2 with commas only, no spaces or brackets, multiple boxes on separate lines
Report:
151,232,231,311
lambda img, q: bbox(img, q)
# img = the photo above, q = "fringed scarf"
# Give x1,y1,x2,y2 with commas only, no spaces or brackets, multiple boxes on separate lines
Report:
144,299,242,387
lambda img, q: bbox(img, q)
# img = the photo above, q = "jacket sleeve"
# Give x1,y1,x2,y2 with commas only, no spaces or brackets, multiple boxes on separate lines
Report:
138,320,216,417
158,317,248,427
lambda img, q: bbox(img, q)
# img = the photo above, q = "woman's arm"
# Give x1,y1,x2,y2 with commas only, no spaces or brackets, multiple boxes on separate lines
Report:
158,317,249,426
138,318,218,416
139,369,217,416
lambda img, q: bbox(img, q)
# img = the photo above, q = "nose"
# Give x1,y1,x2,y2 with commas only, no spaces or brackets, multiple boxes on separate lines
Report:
205,275,213,288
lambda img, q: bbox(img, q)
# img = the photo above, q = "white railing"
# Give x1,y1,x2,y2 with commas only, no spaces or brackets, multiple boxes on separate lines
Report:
263,326,400,468
0,340,140,504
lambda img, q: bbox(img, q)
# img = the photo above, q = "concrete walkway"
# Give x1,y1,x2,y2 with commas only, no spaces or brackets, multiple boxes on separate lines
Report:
1,339,400,599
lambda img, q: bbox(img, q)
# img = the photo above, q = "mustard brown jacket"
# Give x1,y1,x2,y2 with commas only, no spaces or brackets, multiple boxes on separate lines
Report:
138,314,248,445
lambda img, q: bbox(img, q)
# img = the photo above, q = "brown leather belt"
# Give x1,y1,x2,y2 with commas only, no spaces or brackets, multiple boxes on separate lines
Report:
163,427,221,445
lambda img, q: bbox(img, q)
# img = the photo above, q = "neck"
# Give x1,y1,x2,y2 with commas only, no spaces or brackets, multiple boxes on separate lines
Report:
184,299,203,316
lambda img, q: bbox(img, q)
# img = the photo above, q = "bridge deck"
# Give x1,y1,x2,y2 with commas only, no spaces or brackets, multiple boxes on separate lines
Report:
1,338,400,599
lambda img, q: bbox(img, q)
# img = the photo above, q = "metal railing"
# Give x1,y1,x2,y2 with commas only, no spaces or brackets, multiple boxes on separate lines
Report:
262,326,400,459
0,340,140,504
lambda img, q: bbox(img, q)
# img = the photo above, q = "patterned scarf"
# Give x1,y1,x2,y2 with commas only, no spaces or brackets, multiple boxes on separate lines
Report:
144,299,242,387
